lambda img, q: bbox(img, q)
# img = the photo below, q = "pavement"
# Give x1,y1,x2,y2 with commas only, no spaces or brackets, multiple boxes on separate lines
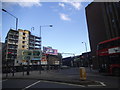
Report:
2,67,105,86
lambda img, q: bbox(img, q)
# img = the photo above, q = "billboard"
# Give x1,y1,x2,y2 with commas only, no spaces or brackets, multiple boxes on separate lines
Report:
22,50,41,60
43,47,58,55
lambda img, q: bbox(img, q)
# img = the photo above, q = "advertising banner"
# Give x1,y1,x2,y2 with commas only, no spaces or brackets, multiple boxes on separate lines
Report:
41,60,47,65
43,47,58,55
31,57,40,60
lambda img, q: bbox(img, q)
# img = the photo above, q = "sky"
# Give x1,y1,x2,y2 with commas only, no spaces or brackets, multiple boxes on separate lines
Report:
1,0,93,58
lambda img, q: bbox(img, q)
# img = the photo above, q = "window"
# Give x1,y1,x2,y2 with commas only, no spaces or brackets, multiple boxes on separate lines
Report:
110,55,120,64
23,37,25,39
23,33,25,35
98,44,105,50
22,46,25,48
22,41,25,44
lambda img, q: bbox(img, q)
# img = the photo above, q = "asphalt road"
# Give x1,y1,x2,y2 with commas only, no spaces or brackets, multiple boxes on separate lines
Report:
2,67,120,89
56,68,120,88
2,79,85,89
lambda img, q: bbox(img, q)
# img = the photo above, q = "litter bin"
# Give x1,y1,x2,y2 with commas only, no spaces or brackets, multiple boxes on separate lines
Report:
80,67,86,80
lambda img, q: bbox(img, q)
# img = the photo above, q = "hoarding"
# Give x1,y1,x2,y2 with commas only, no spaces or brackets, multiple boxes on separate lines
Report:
31,57,40,60
22,50,32,56
22,50,41,61
43,47,58,55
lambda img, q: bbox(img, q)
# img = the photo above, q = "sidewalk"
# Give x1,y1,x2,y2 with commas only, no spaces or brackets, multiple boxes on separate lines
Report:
2,67,101,86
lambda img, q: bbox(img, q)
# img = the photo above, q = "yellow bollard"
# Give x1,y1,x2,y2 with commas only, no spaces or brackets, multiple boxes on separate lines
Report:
80,67,86,80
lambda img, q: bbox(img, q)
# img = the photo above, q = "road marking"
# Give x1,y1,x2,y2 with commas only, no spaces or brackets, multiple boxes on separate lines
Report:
88,81,106,87
22,80,41,90
88,85,104,87
99,81,106,86
0,79,8,82
41,80,85,87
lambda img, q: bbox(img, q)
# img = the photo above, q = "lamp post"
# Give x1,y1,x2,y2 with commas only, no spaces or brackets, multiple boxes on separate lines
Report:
82,42,90,70
39,25,53,74
82,42,87,53
2,9,18,31
2,9,18,76
82,42,88,65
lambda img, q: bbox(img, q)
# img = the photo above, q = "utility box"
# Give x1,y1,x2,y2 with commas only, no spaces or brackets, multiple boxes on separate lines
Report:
80,67,86,80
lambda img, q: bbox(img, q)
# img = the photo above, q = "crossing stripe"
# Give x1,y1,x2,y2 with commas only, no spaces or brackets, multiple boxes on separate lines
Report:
22,80,41,90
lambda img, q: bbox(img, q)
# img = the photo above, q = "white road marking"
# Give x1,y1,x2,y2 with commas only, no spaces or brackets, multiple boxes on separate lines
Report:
0,79,8,82
22,80,41,90
21,80,106,89
88,81,106,87
88,85,104,87
41,80,85,87
99,81,106,86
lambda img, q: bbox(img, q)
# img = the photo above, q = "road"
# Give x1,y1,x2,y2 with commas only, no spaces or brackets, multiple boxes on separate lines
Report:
2,79,85,89
57,68,120,88
2,67,120,89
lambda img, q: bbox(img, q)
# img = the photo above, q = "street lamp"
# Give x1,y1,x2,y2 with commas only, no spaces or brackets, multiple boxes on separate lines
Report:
39,25,53,74
82,42,87,52
82,42,90,70
2,9,18,31
2,8,18,76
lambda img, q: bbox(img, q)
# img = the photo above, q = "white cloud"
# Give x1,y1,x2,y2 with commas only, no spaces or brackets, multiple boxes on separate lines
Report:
59,13,71,21
61,0,92,2
58,3,65,8
60,0,86,10
18,2,41,7
2,0,42,7
69,2,82,10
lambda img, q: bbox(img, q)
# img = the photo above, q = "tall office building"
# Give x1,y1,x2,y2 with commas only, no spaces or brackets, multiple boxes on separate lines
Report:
85,2,120,68
2,29,41,66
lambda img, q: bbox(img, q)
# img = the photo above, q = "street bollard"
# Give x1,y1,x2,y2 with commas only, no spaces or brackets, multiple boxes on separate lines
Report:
80,67,86,80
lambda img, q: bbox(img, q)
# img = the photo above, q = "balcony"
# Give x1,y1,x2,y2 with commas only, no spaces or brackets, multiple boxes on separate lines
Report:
29,47,34,49
35,48,40,50
30,38,34,41
29,41,35,44
35,43,41,46
35,39,41,42
9,33,19,36
9,38,18,41
29,45,34,48
8,42,18,45
8,48,17,50
35,36,41,39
